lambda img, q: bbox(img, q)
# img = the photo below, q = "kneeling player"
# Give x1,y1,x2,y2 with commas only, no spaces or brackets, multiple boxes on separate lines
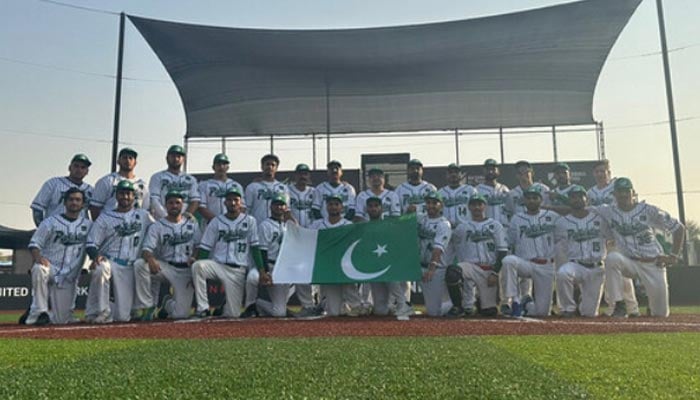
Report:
418,191,452,317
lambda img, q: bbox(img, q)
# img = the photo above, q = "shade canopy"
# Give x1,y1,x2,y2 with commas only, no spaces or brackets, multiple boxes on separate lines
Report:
129,0,641,138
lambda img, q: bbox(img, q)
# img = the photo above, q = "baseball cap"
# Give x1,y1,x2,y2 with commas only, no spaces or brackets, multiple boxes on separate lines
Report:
469,194,487,204
261,154,280,165
614,177,634,191
366,196,382,205
424,191,443,202
118,148,138,158
213,153,230,164
115,180,135,192
71,153,92,167
167,145,186,155
447,163,460,171
327,160,342,168
408,159,423,167
165,190,185,201
271,194,287,204
225,187,242,197
295,163,310,172
325,194,344,203
553,162,570,171
567,185,587,197
515,160,532,169
523,186,543,198
483,158,499,167
367,167,384,175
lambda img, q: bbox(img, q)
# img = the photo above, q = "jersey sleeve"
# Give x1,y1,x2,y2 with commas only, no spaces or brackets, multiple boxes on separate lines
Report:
493,222,509,251
258,221,273,251
141,222,160,254
554,217,568,244
90,176,112,208
433,221,452,252
244,183,256,211
148,173,167,219
86,216,108,251
506,218,519,247
30,178,54,213
198,181,208,208
346,184,357,212
647,204,683,233
311,184,324,211
187,175,200,202
354,192,367,219
28,218,53,250
389,192,401,217
199,218,218,252
248,216,260,247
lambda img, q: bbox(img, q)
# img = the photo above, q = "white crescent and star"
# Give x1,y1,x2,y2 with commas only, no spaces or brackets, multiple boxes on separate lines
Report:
341,240,391,280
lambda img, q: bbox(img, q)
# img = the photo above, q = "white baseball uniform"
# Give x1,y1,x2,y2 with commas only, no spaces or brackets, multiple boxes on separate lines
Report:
418,214,452,317
354,189,401,221
192,213,259,318
148,170,200,219
476,182,510,227
506,182,551,218
439,184,477,227
85,208,153,322
244,180,289,225
587,181,616,207
395,181,437,218
550,184,577,207
198,178,245,218
501,209,559,316
31,177,93,223
554,212,609,317
26,214,91,324
453,218,508,310
91,173,149,212
134,217,201,319
312,181,357,220
287,184,316,309
596,203,684,317
310,218,362,316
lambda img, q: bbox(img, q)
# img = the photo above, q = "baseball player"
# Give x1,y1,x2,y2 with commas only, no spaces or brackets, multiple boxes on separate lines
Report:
134,191,201,320
354,167,401,222
312,160,356,221
418,191,452,317
554,185,609,317
545,162,576,215
446,194,508,318
148,145,200,220
244,194,293,317
31,153,93,227
89,148,149,221
476,159,510,227
85,180,154,323
500,186,559,317
287,163,320,317
192,187,265,318
25,188,91,325
198,153,245,222
505,160,551,217
438,163,476,228
395,159,437,218
596,177,685,317
364,196,413,319
244,154,289,224
310,194,364,317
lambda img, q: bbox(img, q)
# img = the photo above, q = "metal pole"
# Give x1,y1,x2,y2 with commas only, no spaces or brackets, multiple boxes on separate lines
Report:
551,126,558,162
325,83,331,163
110,12,126,173
454,128,460,164
270,134,274,154
656,0,688,263
599,122,606,159
183,138,188,173
595,123,601,160
221,137,226,154
312,133,317,170
499,127,505,164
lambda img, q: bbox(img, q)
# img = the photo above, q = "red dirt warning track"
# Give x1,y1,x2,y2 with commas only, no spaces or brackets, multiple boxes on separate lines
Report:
2,315,700,339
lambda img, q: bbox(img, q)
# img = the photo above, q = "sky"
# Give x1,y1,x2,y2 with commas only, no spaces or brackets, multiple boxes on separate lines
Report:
0,0,698,230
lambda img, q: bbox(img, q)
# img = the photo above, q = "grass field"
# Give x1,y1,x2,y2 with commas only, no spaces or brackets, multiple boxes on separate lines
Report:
1,333,699,399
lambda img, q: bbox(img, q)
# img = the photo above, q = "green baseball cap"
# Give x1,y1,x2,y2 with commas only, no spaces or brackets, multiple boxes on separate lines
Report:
614,177,634,191
325,194,343,203
165,190,185,201
327,160,342,168
115,180,135,192
167,145,186,155
118,148,137,158
447,163,460,171
483,158,499,167
71,153,92,167
515,160,532,169
295,163,310,172
567,185,587,197
408,159,423,167
523,186,543,198
424,191,443,202
213,153,230,164
367,167,384,175
225,187,242,197
469,194,487,204
366,196,382,205
271,194,287,204
553,162,570,171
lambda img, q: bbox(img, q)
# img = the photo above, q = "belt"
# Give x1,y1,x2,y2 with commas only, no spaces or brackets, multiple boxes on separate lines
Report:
224,263,243,269
571,260,603,269
108,257,131,267
630,256,658,263
477,264,494,271
168,261,190,269
530,258,553,265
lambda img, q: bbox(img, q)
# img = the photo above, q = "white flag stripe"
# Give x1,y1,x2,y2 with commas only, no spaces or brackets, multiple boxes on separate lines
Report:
272,224,318,284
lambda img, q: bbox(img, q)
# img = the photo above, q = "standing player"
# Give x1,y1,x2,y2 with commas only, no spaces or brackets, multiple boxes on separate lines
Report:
597,178,685,317
192,187,265,318
244,194,293,317
90,148,149,221
198,153,245,222
245,154,289,224
287,163,319,316
25,188,92,325
500,186,559,317
476,159,510,227
312,160,356,221
134,191,201,320
439,163,476,227
31,153,93,227
354,168,401,222
506,160,551,217
554,186,609,317
418,191,452,317
148,145,200,219
395,159,437,218
446,194,508,317
310,194,363,316
85,181,154,323
545,162,576,214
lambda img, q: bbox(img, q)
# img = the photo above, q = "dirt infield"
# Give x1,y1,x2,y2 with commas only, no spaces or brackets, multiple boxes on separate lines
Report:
2,314,700,339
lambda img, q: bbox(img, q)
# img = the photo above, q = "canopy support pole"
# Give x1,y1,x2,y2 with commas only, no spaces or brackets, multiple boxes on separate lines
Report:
551,126,558,162
499,127,505,164
312,134,317,170
270,135,274,154
110,12,126,173
221,137,226,154
454,128,460,164
325,83,331,163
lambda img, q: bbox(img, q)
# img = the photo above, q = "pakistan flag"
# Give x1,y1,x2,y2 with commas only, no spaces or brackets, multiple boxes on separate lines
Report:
272,215,421,284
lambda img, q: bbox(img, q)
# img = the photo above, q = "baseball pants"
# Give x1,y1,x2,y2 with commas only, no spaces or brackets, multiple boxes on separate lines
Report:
86,260,135,322
370,281,406,316
294,284,318,309
27,263,79,324
459,262,499,310
192,260,246,318
134,259,194,319
501,255,555,317
556,262,605,317
605,252,669,317
420,267,449,317
245,268,290,317
320,284,362,316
